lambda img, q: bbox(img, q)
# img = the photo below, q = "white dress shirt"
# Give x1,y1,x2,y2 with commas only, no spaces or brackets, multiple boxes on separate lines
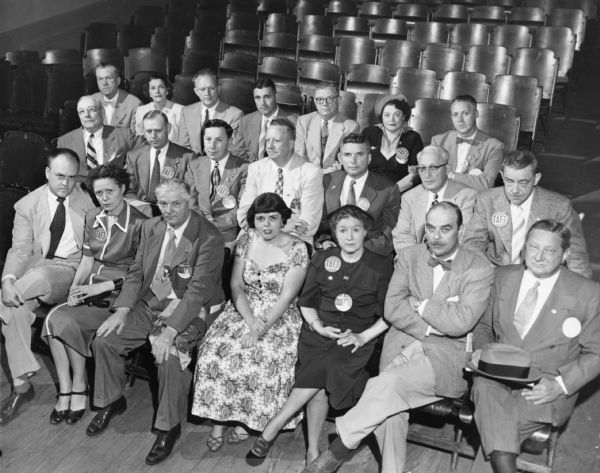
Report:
83,128,105,165
455,130,477,174
341,172,368,205
148,143,170,179
258,108,279,158
102,94,118,125
427,182,448,209
156,216,191,300
47,189,78,259
201,101,220,126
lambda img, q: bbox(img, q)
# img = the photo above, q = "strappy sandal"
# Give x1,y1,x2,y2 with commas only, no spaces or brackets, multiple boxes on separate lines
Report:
207,434,225,452
65,389,89,425
250,435,275,457
226,428,250,445
49,392,71,425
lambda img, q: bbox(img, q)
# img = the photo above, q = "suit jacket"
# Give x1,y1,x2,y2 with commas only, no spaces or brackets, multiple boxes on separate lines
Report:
392,180,477,253
294,112,359,171
184,153,249,242
473,265,600,426
125,142,194,202
57,126,136,177
230,109,298,162
237,154,324,242
113,210,225,333
92,89,142,134
462,186,592,278
2,184,95,279
431,129,504,192
382,244,493,398
176,100,243,153
318,170,400,257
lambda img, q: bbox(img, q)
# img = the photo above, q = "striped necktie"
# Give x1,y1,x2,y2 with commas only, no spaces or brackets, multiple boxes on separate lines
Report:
210,160,220,199
320,120,329,167
86,133,99,168
274,168,284,197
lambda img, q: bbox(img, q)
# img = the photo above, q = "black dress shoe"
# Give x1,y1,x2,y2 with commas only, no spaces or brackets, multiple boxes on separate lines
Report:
65,389,89,425
50,392,71,425
145,423,181,465
0,385,35,425
85,396,127,437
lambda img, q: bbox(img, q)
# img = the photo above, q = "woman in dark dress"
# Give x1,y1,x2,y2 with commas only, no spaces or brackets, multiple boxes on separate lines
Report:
248,205,393,464
363,98,424,191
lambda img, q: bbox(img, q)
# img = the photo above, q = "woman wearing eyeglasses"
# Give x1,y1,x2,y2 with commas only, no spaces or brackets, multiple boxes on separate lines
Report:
363,97,424,191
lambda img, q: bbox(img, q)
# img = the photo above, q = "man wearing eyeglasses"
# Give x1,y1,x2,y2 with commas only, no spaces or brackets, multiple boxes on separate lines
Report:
463,150,591,278
92,63,142,134
392,145,477,253
431,95,504,192
295,81,359,173
0,149,95,424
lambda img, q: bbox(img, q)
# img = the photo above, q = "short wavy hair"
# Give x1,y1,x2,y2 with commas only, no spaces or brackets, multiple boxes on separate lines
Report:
527,218,571,251
247,192,292,228
328,205,374,235
88,163,131,194
379,98,412,123
142,73,173,101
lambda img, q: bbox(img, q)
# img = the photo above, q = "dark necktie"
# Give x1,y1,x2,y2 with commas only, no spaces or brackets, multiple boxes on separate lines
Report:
210,160,221,199
200,108,210,153
86,133,98,169
513,281,540,338
150,228,177,300
347,179,357,205
431,193,439,209
320,120,329,166
427,256,452,271
148,149,161,202
275,168,284,197
46,197,66,259
456,137,475,145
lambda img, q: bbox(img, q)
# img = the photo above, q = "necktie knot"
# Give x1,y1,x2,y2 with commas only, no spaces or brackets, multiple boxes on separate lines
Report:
89,133,94,140
427,256,452,271
102,100,114,107
57,197,65,204
456,137,475,145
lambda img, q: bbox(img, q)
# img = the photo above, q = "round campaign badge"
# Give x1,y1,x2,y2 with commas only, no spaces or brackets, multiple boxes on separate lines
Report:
216,185,229,197
162,166,175,179
357,197,370,212
335,293,353,312
222,196,237,209
491,212,509,228
95,228,107,242
562,317,582,338
324,256,341,273
395,147,409,164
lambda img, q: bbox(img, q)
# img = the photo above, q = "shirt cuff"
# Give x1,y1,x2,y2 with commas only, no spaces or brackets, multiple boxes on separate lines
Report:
555,375,568,395
425,325,432,336
2,274,17,283
163,325,179,337
417,299,428,316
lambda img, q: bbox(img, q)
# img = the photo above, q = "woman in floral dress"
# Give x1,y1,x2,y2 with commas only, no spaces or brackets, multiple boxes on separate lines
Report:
191,192,308,451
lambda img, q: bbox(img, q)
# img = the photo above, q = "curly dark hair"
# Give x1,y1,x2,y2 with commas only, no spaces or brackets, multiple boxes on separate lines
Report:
88,163,130,194
247,192,293,228
142,73,173,101
379,98,412,123
328,205,374,235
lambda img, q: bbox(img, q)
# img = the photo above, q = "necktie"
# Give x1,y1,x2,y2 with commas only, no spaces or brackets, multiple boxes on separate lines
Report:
347,179,357,206
511,205,526,264
427,256,452,271
431,193,439,209
210,160,221,199
258,118,269,159
148,149,161,203
320,120,329,167
86,133,98,169
150,228,177,300
275,168,284,197
456,137,475,145
46,197,66,259
204,108,210,126
514,280,540,338
199,108,210,153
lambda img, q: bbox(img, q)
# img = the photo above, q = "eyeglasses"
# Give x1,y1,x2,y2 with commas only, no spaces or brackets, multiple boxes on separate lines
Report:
314,96,338,105
417,164,447,174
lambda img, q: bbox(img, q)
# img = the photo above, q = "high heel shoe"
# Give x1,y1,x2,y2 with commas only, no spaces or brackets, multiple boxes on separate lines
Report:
65,389,89,425
49,392,71,425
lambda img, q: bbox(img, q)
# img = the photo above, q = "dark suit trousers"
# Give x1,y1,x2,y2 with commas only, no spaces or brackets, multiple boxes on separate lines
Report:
91,298,192,431
470,375,551,473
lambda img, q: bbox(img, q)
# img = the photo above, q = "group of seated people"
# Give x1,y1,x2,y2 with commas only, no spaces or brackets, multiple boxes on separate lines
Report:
0,61,598,473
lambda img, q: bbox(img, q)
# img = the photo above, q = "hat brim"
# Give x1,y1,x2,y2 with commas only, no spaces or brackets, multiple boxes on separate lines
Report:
466,361,543,385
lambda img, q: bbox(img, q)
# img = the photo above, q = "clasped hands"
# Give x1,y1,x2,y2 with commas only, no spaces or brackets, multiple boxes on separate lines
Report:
313,323,367,354
242,316,267,348
67,282,112,306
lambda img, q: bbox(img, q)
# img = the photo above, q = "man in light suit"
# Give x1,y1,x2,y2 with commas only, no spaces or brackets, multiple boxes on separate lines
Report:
185,119,248,244
295,81,359,173
93,63,142,134
230,78,297,162
317,133,400,257
392,145,477,252
469,219,600,473
86,179,224,466
431,95,504,192
238,118,324,244
463,150,591,278
176,68,243,154
304,202,494,473
57,95,136,178
0,149,95,423
125,110,194,214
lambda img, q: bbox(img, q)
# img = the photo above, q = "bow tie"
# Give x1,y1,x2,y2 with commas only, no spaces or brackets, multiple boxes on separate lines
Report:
456,137,475,145
427,256,452,271
102,100,115,107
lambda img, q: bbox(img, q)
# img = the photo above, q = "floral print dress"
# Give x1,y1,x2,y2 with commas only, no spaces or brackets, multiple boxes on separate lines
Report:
191,232,308,431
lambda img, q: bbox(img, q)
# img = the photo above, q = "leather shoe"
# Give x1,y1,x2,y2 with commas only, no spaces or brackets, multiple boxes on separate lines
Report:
0,385,35,424
145,423,181,465
65,389,88,425
85,396,127,437
301,450,345,473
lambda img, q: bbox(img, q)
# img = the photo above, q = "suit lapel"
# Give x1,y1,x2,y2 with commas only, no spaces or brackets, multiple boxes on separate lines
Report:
164,143,181,176
249,113,262,158
493,195,513,260
446,131,458,171
324,115,343,166
148,219,167,279
171,213,199,267
37,188,51,254
360,173,378,208
308,114,320,159
110,90,126,126
464,130,485,171
499,268,525,344
102,127,117,162
416,246,434,299
325,172,344,212
527,188,542,229
415,186,429,242
139,147,152,195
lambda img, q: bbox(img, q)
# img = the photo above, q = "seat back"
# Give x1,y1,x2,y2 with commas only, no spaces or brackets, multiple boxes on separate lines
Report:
336,37,377,73
218,51,258,80
5,50,39,65
409,21,449,47
181,49,220,76
222,29,260,56
465,45,511,83
326,0,358,17
0,60,12,109
83,48,124,94
476,102,521,151
393,3,429,22
432,4,469,23
260,32,298,61
558,0,597,19
84,22,118,51
258,56,298,83
185,31,222,53
294,0,326,19
117,25,154,55
380,40,422,71
439,71,490,102
510,47,557,101
390,67,439,105
470,6,508,24
273,82,304,114
42,49,81,65
44,64,85,115
371,18,409,41
490,24,532,56
334,16,371,37
547,8,587,51
345,64,390,102
297,34,337,63
0,131,50,191
490,74,541,134
450,23,491,50
532,26,576,79
359,1,394,18
298,15,334,36
509,7,547,25
264,13,299,35
218,77,256,113
125,48,168,79
525,0,558,15
420,44,465,80
408,98,453,144
172,74,197,105
226,12,260,33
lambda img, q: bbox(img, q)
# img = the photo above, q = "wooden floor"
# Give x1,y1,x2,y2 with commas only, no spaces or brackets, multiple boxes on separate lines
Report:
3,20,600,473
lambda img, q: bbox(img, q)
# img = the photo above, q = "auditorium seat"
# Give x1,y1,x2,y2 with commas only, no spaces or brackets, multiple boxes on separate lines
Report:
431,4,470,23
508,6,547,26
476,102,521,151
257,56,298,84
525,0,557,16
0,131,50,191
218,51,258,80
344,64,390,103
408,97,453,144
263,13,298,35
420,44,465,81
42,49,81,65
181,49,220,76
171,74,197,105
298,61,340,99
273,82,304,114
389,67,439,105
547,8,587,51
185,31,222,53
83,48,124,94
379,40,422,72
0,60,12,110
298,15,334,36
469,5,508,24
297,34,337,64
222,29,260,57
151,26,185,76
117,24,154,56
393,3,430,23
450,23,491,50
333,16,371,37
257,0,289,17
490,24,532,56
5,50,39,65
325,0,358,18
294,0,326,19
259,32,298,61
44,64,85,116
464,45,511,83
358,1,394,19
408,21,450,47
226,12,261,34
439,71,490,102
124,48,168,81
82,22,118,52
371,18,409,42
218,77,256,113
193,10,227,36
335,37,377,73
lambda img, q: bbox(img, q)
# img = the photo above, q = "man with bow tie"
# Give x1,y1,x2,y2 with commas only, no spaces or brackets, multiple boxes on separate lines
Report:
92,63,142,134
126,110,194,215
468,219,600,473
431,95,504,192
86,179,224,465
304,201,493,473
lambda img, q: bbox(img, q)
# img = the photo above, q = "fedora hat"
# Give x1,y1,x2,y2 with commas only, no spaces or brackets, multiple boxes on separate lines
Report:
467,343,542,384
